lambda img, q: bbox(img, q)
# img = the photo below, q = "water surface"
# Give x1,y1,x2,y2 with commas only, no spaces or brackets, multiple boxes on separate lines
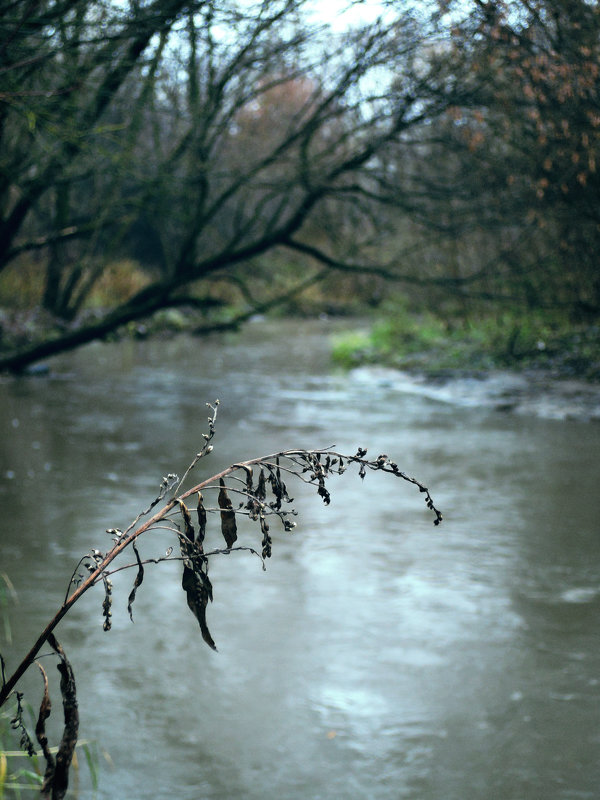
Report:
1,319,599,799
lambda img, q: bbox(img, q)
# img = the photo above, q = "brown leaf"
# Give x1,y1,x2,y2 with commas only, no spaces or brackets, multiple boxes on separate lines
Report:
177,499,195,542
182,565,216,650
127,541,145,622
47,635,79,800
218,478,237,548
196,492,206,547
36,663,55,794
256,469,266,501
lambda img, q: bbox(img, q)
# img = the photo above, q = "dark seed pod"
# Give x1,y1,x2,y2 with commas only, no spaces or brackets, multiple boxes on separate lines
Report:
11,691,35,757
260,514,272,559
102,576,113,631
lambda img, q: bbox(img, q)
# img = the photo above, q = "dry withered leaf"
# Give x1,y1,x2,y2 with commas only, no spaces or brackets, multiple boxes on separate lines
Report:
182,564,216,650
177,499,195,542
196,492,207,547
218,478,237,548
127,541,145,622
35,663,55,792
10,691,35,757
46,634,78,800
256,469,266,501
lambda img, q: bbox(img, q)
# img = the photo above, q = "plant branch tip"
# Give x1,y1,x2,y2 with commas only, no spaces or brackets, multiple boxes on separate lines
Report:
0,400,441,797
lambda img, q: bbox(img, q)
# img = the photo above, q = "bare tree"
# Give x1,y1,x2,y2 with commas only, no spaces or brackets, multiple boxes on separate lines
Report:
0,0,194,275
0,0,451,372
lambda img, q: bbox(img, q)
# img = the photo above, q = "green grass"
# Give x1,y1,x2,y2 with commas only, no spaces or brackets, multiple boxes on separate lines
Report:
0,709,101,798
332,308,600,381
330,330,374,368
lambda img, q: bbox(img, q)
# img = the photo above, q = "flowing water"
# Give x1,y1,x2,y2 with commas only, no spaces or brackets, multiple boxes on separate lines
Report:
1,319,599,800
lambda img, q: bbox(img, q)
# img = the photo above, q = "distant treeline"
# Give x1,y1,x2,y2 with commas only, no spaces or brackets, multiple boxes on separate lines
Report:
0,0,599,369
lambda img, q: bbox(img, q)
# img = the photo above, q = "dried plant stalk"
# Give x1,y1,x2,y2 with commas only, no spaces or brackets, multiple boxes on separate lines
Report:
35,663,54,791
0,400,442,792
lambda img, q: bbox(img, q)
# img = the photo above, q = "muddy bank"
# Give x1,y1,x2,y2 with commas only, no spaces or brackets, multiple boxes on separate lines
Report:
349,365,600,422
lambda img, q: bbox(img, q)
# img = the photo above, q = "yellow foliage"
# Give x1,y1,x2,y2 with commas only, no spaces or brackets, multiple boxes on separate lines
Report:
84,260,149,308
0,257,45,308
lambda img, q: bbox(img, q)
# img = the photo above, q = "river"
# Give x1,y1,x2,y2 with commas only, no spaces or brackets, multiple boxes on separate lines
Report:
1,318,599,799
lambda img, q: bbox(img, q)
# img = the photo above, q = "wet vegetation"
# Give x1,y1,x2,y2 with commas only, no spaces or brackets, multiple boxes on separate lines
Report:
332,303,600,382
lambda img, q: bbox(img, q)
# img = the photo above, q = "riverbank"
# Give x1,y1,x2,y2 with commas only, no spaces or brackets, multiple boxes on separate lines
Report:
331,316,600,421
3,307,600,420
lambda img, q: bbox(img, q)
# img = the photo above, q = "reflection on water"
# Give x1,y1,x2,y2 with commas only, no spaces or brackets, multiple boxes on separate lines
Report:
1,319,599,800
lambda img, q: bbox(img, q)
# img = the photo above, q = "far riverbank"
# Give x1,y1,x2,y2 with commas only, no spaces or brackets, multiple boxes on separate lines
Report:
347,364,600,422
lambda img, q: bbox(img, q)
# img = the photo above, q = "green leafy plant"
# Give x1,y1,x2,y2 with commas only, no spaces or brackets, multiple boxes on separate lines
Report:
0,702,43,799
0,401,441,798
0,575,17,646
0,706,99,799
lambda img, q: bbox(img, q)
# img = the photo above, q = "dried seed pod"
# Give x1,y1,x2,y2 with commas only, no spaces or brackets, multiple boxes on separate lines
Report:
11,691,35,757
218,479,237,548
102,577,113,632
260,514,272,559
246,493,261,521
